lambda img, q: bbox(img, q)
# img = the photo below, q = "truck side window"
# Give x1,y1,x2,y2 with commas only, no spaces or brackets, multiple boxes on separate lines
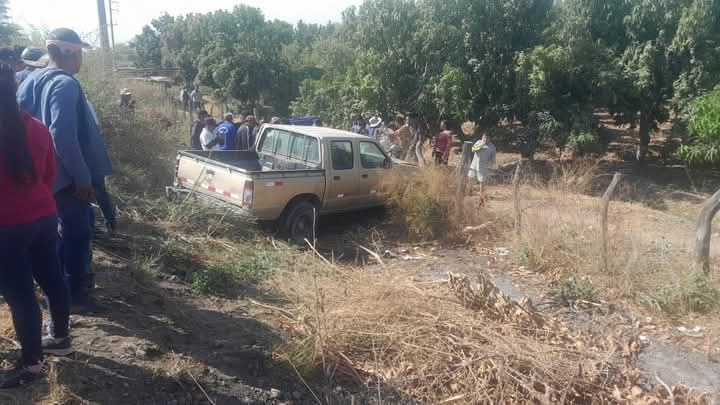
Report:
359,141,387,169
275,130,291,157
290,134,308,161
331,141,353,170
260,129,278,153
305,137,320,164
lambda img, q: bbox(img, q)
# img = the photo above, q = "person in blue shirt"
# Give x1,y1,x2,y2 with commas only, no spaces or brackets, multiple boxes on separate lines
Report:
217,113,238,150
17,28,112,311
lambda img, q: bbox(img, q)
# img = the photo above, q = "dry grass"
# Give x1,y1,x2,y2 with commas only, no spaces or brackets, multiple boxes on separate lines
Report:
270,263,710,403
381,166,487,241
502,160,720,315
45,360,77,405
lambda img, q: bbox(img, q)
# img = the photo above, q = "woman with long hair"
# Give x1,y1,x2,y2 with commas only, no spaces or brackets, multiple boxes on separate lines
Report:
0,63,72,388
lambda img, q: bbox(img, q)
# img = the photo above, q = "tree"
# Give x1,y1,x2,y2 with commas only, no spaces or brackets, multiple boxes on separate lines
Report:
678,88,720,164
0,0,22,46
131,26,162,68
669,0,720,113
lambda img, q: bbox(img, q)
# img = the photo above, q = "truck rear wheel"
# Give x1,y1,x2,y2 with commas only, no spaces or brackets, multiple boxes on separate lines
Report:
282,201,318,245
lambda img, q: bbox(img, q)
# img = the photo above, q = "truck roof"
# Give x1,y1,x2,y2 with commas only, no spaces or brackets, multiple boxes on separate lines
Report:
264,124,375,140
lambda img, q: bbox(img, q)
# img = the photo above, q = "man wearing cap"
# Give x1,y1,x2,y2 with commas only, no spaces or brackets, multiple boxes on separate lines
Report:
16,47,48,84
17,28,112,310
217,113,238,151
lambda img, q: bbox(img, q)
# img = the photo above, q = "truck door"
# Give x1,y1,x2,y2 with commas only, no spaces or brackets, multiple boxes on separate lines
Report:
324,140,364,211
357,140,391,206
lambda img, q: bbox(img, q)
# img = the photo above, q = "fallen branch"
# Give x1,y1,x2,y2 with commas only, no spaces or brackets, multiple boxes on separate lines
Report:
287,358,322,404
356,244,386,267
247,298,296,320
305,238,335,268
187,371,216,405
655,374,674,405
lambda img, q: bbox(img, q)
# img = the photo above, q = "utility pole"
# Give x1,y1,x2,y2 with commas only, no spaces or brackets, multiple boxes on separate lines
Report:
96,0,110,51
108,0,118,49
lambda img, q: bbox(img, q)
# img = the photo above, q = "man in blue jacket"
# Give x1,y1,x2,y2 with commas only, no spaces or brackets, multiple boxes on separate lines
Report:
217,113,238,150
17,28,112,310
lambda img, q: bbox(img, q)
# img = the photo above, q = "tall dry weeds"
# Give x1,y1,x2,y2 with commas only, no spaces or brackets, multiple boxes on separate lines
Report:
381,166,484,241
271,263,710,403
513,160,720,315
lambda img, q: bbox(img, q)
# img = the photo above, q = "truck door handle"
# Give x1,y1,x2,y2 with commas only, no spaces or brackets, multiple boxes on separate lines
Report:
334,176,341,180
361,174,369,179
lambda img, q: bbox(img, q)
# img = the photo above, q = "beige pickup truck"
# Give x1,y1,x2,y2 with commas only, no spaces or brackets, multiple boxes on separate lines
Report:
170,124,400,242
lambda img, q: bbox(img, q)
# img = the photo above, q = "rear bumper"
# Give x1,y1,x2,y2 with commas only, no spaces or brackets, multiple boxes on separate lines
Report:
165,186,257,218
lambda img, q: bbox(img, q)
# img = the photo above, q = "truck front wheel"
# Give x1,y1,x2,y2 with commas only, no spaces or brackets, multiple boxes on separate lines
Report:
282,201,318,245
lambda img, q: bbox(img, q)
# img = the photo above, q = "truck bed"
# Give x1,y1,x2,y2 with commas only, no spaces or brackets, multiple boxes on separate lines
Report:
178,150,324,178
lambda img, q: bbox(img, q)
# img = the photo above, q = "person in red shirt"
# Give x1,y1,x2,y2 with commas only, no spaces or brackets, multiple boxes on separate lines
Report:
0,64,72,388
432,120,452,165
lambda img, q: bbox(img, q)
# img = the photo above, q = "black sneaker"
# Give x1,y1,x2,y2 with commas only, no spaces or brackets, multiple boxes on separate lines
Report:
0,365,42,389
41,336,74,356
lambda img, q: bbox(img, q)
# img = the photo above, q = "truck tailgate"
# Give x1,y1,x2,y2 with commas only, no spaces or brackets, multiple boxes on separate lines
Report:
175,152,252,208
174,151,326,221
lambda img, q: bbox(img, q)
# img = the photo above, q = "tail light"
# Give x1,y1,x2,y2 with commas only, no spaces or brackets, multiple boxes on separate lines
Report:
242,180,254,208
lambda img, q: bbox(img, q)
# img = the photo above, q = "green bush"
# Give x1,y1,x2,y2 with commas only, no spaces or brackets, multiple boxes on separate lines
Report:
643,270,720,315
567,131,601,155
191,253,277,296
552,276,597,306
678,88,720,164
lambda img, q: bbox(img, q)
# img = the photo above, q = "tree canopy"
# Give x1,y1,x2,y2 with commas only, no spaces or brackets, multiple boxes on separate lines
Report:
132,0,720,161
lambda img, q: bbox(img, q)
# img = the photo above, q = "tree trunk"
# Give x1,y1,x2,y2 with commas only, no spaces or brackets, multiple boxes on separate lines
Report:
694,189,720,275
601,173,623,273
637,113,650,161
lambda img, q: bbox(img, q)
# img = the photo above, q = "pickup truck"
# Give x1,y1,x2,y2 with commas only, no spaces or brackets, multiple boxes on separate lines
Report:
170,124,399,243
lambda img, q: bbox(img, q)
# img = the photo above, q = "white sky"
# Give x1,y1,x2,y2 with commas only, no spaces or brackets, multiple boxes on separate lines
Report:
9,0,361,44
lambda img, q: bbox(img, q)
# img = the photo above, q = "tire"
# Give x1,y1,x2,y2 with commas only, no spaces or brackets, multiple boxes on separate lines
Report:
282,201,318,245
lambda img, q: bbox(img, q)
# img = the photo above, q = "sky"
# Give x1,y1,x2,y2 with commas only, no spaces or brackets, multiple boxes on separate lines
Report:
9,0,361,44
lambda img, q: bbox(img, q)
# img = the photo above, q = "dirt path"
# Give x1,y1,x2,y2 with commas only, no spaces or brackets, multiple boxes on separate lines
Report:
0,250,321,404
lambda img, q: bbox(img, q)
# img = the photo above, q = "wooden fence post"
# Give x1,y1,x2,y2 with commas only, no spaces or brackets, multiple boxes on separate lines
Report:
512,160,523,238
694,189,720,274
601,172,622,273
455,142,473,217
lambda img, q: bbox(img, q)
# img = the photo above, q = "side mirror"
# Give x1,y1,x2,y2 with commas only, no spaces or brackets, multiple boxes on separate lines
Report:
384,157,392,169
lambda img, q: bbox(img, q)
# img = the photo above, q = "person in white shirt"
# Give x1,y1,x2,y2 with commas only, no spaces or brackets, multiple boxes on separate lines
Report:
468,133,497,204
200,117,221,151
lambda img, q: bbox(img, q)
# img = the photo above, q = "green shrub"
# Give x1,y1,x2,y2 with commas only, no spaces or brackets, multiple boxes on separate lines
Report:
678,88,720,164
643,270,720,315
552,276,597,306
191,252,277,296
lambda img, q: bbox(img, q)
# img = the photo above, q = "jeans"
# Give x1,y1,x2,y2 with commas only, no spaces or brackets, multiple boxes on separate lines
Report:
55,189,95,299
93,178,116,229
0,215,70,366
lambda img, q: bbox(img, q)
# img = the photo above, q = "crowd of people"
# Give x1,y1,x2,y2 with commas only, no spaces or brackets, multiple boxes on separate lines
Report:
351,112,456,165
190,110,263,151
179,86,203,113
350,112,497,200
1,27,115,388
